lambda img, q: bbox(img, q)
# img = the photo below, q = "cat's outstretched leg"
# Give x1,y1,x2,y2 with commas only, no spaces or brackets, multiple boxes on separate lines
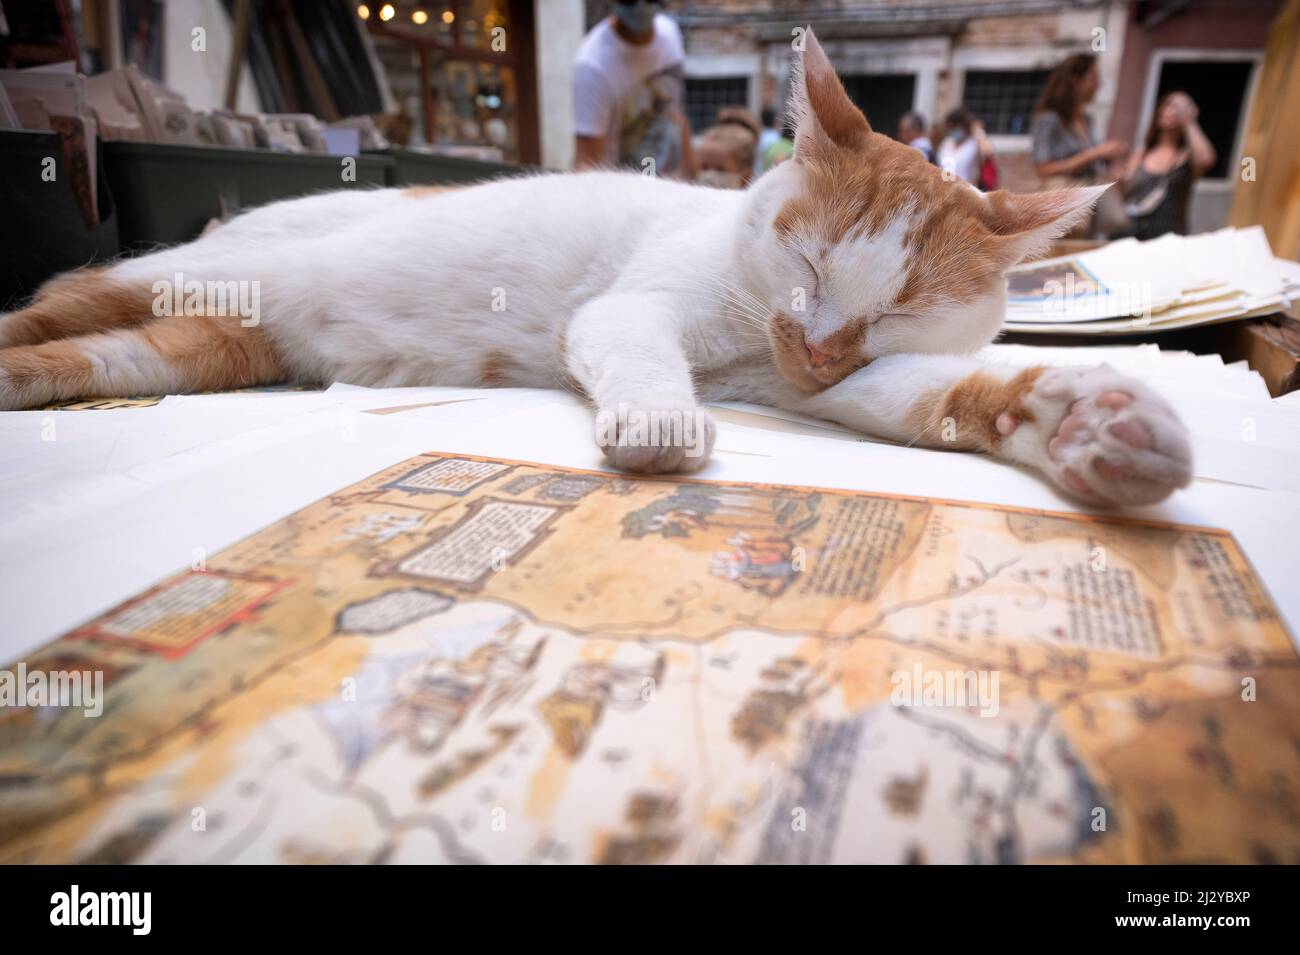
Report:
565,291,716,473
798,354,1193,506
0,269,157,348
0,314,285,409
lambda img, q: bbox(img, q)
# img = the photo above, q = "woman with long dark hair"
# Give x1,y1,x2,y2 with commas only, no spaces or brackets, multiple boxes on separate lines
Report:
1119,91,1217,239
1032,53,1130,235
1031,53,1128,180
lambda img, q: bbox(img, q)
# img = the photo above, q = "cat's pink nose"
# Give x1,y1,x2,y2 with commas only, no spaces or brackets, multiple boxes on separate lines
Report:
805,339,839,369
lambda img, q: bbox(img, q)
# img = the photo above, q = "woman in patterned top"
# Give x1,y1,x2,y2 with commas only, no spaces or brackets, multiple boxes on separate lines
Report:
1031,53,1129,181
1031,53,1130,237
1119,91,1217,240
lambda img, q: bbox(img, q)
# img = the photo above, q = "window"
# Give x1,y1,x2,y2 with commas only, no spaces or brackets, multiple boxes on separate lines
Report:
841,74,916,140
685,76,749,132
1150,60,1253,179
962,70,1051,135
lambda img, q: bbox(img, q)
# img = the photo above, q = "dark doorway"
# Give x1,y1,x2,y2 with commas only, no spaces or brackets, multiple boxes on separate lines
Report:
1152,59,1254,179
841,74,916,139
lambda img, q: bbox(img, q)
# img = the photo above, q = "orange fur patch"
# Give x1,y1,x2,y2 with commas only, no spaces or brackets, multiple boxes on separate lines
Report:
401,185,459,199
908,366,1044,452
479,350,515,387
775,130,1097,316
775,36,1095,320
138,315,286,390
0,341,95,401
801,41,870,152
0,270,156,348
0,314,287,409
770,312,869,391
773,135,1007,314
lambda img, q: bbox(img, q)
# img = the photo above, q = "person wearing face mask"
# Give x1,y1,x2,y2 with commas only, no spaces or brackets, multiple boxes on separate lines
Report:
936,108,991,186
572,0,697,179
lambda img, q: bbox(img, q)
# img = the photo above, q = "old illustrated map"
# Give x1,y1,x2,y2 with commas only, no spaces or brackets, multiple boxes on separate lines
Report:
1,452,1297,864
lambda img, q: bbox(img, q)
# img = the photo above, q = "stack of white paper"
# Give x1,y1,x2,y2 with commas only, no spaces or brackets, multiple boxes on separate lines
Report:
1003,226,1299,335
3,346,1300,661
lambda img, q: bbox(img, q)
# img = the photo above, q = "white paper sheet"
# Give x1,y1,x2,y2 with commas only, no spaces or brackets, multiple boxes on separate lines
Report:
2,347,1298,662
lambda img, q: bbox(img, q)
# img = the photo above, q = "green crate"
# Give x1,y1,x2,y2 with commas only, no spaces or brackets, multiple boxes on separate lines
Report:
103,141,391,248
0,130,120,307
367,147,529,187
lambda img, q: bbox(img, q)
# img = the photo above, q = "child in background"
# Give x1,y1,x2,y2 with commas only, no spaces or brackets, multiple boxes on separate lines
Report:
696,108,760,188
755,107,782,176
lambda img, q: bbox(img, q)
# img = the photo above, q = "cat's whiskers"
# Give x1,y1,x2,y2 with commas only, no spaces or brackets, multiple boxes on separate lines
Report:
652,275,774,349
659,274,771,323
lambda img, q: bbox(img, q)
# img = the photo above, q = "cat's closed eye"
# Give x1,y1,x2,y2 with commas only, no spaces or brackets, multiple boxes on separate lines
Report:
798,253,822,293
853,312,914,327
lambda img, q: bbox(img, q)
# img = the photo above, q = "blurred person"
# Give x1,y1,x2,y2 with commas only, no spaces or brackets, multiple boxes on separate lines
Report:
761,117,795,171
1032,53,1129,180
936,108,992,186
378,100,416,148
977,127,1000,192
755,107,781,175
897,111,934,163
1120,91,1216,240
572,0,696,178
696,108,760,188
1032,53,1130,235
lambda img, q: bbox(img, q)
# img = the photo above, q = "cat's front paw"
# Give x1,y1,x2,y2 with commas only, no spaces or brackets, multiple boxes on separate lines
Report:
1005,366,1193,506
594,395,716,474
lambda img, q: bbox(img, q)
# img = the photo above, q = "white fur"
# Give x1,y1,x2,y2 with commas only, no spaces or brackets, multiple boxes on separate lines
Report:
81,331,179,398
802,205,915,350
98,159,1008,405
85,159,1182,502
111,173,757,389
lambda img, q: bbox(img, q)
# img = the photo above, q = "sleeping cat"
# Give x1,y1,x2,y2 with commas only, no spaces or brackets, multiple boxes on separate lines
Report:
0,30,1190,506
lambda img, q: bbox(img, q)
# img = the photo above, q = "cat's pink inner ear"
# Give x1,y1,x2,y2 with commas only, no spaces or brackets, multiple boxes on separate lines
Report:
983,187,1104,236
981,185,1107,266
793,28,871,157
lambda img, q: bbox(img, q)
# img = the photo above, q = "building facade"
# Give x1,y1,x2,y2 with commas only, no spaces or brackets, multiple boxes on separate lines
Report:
676,0,1281,231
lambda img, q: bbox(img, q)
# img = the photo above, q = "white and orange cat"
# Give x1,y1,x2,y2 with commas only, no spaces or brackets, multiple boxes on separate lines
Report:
0,31,1190,506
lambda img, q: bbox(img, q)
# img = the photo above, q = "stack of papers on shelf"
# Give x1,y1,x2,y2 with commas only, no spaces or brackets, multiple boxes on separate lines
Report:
0,62,98,220
1003,226,1300,335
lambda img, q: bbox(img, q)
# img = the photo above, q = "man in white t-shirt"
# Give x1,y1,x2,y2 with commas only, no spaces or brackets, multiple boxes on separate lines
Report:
572,2,696,178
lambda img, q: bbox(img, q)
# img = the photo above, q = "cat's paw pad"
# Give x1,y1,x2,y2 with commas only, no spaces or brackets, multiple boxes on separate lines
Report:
1010,366,1192,506
594,396,715,474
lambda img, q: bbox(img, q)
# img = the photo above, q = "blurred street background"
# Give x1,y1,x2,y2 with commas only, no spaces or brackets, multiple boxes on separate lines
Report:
3,0,1298,303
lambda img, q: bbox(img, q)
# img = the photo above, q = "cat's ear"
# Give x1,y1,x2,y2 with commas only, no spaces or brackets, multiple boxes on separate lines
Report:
980,185,1108,267
788,27,870,158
